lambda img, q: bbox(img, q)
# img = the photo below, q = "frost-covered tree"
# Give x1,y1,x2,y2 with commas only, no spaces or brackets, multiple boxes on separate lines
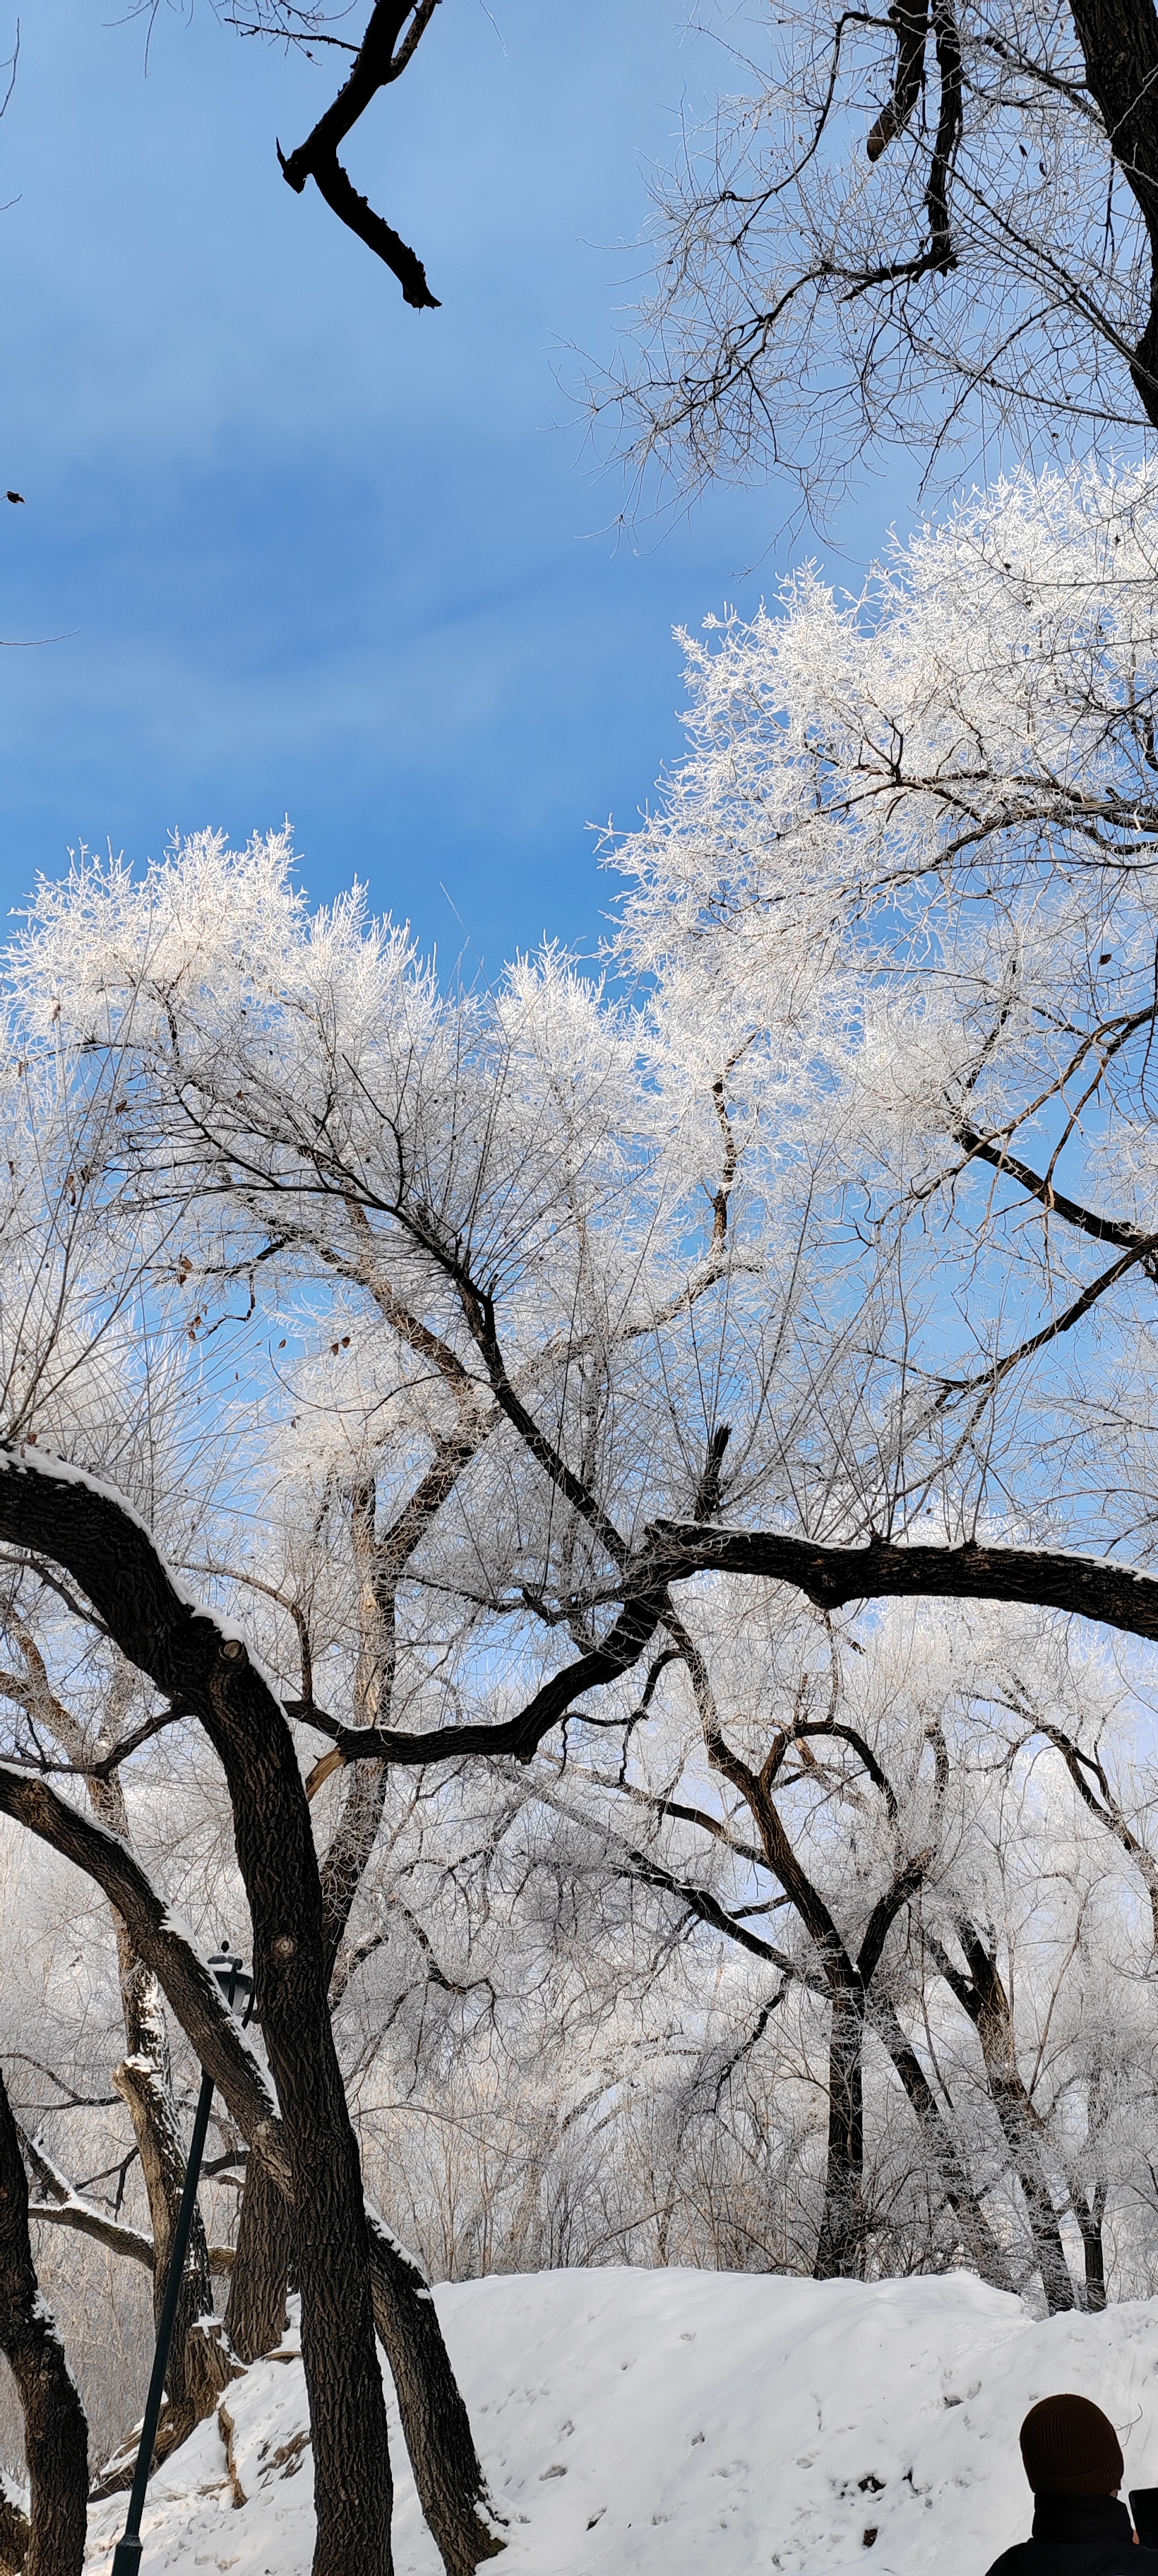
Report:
472,1588,1158,2309
600,0,1158,506
0,1027,501,2576
12,458,1158,2517
610,456,1158,1566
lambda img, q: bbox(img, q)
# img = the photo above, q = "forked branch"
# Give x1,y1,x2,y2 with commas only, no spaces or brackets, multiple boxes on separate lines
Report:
277,0,442,305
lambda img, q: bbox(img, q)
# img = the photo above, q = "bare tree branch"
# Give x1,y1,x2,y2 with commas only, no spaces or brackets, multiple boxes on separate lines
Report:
277,0,442,304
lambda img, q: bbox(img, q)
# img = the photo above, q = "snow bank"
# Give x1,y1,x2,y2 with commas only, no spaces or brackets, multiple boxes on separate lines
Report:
84,2268,1158,2576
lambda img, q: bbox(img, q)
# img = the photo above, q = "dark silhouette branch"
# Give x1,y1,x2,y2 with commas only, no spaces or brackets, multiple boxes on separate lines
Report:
954,1119,1158,1252
296,1525,1158,1773
651,1524,1158,1642
866,0,930,160
277,0,442,304
1065,0,1158,421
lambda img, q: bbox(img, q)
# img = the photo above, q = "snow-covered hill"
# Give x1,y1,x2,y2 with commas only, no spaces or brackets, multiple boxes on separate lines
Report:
84,2269,1158,2576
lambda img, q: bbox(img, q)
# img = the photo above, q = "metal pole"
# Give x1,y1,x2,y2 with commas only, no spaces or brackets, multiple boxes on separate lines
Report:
110,1952,250,2576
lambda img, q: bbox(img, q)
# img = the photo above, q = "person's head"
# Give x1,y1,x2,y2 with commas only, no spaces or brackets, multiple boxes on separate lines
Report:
1020,2397,1124,2498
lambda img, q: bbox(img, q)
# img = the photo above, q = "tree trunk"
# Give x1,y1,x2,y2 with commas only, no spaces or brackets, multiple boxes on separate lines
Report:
205,1645,396,2576
0,2063,88,2576
225,2158,292,2363
1075,2183,1108,2313
813,1985,866,2279
1063,0,1158,423
0,1466,398,2576
297,1470,505,2567
0,1752,505,2576
938,1924,1076,2314
1005,2139,1075,2311
867,1994,1014,2291
366,2219,504,2574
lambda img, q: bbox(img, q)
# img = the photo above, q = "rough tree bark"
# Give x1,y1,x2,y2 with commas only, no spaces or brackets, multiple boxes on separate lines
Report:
650,1528,1158,1645
0,2062,88,2576
224,2159,293,2364
160,1609,398,2576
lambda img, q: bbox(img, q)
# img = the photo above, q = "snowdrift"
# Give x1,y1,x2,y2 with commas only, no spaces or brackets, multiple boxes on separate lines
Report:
84,2268,1158,2576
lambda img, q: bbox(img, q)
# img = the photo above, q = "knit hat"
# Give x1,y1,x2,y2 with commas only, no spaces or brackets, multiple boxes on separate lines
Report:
1020,2396,1125,2497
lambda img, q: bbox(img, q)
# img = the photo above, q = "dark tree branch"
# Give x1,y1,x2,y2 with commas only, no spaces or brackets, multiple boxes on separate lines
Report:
20,2122,155,2272
1065,0,1158,420
277,0,442,304
621,1844,820,1979
866,0,930,159
295,1524,1158,1777
954,1119,1157,1251
1032,1715,1158,1950
650,1524,1158,1642
0,2065,88,2576
763,1717,900,1820
857,1850,933,1983
926,0,963,265
298,1586,669,1775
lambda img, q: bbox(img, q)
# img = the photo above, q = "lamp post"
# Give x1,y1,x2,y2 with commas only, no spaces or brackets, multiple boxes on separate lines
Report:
110,1950,253,2576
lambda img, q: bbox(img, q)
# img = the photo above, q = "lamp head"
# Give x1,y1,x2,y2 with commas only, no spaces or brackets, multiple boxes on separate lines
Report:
207,1949,255,2021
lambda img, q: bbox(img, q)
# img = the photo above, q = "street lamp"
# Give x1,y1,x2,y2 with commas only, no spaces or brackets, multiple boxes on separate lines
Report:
109,1949,254,2576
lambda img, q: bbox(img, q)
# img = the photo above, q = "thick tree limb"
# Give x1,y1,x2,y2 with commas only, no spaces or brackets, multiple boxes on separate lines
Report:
651,1525,1158,1641
866,0,930,159
277,0,441,304
297,1527,1158,1776
28,2196,155,2272
285,150,439,306
0,1755,501,2570
0,1765,290,2174
298,1587,669,1772
1064,0,1158,422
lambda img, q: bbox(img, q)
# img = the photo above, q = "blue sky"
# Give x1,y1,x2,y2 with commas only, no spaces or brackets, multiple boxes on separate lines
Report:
0,0,912,971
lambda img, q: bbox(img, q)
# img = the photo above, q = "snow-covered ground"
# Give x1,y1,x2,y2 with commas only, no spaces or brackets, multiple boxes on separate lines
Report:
85,2269,1158,2576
